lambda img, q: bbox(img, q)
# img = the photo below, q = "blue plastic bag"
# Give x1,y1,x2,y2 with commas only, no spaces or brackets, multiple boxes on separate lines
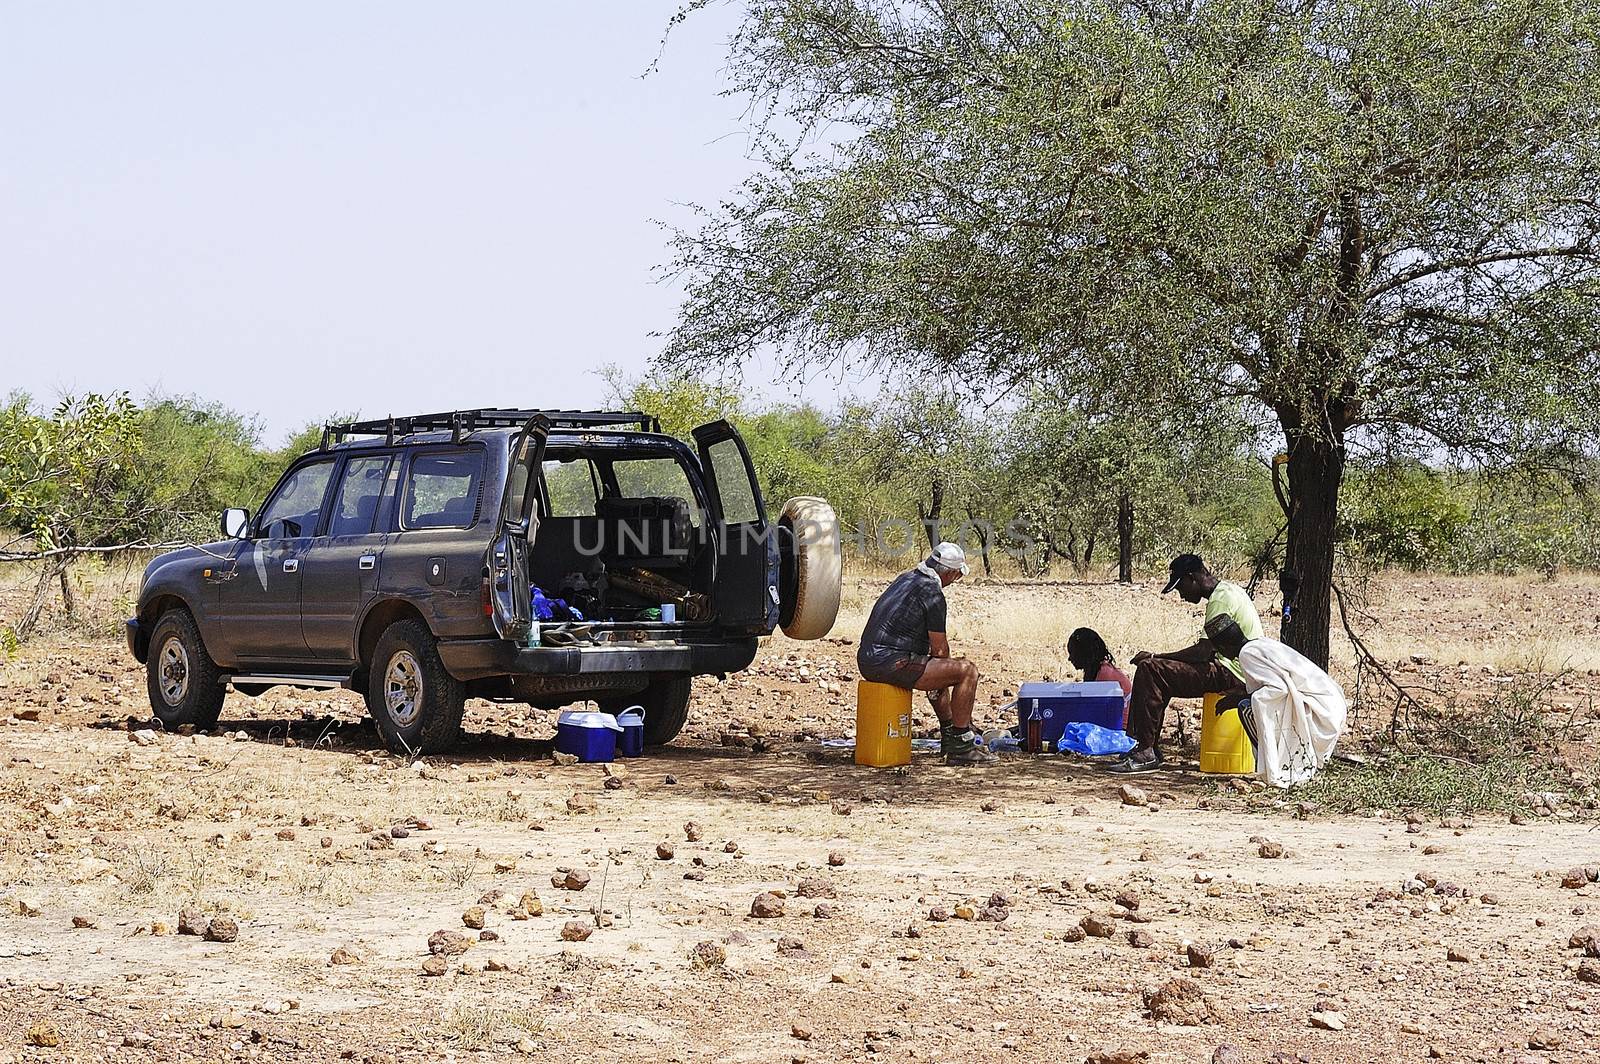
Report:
1057,721,1136,757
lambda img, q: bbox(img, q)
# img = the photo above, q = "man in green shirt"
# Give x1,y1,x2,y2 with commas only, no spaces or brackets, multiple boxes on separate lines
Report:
1109,554,1263,774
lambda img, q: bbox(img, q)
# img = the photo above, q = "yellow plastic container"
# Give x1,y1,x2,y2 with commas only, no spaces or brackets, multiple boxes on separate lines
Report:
1200,692,1256,775
855,680,913,767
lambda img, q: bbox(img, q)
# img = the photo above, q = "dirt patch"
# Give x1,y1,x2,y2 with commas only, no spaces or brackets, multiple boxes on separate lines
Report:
0,573,1598,1060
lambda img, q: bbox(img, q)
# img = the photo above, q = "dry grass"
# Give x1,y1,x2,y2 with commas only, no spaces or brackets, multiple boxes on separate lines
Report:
829,569,1600,690
440,1005,545,1050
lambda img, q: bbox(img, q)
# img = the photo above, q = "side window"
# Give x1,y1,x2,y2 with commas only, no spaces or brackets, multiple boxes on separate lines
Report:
705,440,761,525
328,456,391,537
404,449,484,530
258,460,336,538
542,458,598,517
612,457,703,527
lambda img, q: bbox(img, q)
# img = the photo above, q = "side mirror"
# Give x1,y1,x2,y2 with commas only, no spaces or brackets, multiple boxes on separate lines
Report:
221,508,251,540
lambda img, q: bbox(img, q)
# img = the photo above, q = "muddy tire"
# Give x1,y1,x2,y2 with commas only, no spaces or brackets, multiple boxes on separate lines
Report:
605,675,691,746
145,609,226,731
778,496,842,640
366,620,466,755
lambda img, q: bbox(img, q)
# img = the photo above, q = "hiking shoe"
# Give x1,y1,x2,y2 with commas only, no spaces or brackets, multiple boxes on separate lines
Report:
1106,748,1163,774
946,741,999,765
942,729,998,765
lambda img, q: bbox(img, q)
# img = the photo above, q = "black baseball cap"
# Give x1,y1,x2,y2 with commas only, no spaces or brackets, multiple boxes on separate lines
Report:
1162,554,1204,594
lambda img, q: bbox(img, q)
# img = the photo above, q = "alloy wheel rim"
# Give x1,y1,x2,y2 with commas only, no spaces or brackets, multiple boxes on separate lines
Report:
158,637,189,706
384,652,423,727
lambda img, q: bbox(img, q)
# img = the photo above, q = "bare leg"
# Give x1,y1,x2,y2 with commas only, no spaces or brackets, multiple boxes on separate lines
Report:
915,658,978,730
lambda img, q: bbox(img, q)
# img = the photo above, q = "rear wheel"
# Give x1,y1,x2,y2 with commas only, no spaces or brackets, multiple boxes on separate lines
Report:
365,620,466,755
145,610,226,731
603,674,691,746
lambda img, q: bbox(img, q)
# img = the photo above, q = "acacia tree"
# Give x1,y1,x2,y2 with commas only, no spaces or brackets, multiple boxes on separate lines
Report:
1005,390,1264,578
662,0,1600,666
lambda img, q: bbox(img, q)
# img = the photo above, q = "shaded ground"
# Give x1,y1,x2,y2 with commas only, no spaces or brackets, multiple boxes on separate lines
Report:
1,573,1598,1063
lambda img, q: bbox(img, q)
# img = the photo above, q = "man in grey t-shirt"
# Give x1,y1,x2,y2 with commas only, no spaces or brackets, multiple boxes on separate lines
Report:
857,542,994,765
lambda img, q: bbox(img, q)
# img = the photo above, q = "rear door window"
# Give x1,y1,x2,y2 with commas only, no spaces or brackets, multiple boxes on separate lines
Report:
542,458,599,517
704,439,761,525
403,449,484,529
328,456,392,537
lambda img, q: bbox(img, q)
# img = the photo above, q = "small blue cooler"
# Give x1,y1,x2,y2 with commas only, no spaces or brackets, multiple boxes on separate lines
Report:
555,710,622,763
1017,681,1127,747
616,707,645,758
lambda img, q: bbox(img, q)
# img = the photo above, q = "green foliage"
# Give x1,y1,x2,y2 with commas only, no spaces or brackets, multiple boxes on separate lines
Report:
0,392,145,554
1004,390,1276,576
1,385,1595,592
1341,464,1471,570
0,392,291,559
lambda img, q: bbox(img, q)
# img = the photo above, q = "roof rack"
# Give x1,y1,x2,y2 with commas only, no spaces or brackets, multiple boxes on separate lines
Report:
319,409,663,449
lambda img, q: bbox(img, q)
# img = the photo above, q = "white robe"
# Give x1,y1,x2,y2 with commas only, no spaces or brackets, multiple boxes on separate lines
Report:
1237,639,1347,789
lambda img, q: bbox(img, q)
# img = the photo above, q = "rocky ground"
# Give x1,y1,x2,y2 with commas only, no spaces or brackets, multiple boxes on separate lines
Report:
1,574,1598,1063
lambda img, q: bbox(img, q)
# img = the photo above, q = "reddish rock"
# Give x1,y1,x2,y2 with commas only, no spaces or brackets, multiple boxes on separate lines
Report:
203,916,238,943
1082,914,1117,939
428,930,471,956
1144,977,1228,1025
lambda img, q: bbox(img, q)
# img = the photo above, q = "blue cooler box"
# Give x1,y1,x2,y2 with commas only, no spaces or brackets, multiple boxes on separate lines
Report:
616,708,645,758
555,711,622,763
1017,681,1127,746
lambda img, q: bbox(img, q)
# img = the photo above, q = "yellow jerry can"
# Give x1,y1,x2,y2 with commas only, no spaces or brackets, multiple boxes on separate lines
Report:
1200,691,1256,775
855,680,913,767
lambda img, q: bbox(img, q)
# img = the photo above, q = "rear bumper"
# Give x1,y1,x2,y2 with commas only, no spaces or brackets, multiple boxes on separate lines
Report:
436,637,758,682
125,619,149,664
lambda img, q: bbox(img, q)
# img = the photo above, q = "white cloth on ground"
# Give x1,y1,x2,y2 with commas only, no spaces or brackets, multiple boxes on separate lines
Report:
1237,639,1347,789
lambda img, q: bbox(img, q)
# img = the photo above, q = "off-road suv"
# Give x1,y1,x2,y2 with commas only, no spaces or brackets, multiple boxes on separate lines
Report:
127,409,841,754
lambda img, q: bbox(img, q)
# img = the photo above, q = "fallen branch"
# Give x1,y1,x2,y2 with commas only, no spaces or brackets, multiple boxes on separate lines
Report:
0,541,231,563
1331,580,1427,736
0,541,186,561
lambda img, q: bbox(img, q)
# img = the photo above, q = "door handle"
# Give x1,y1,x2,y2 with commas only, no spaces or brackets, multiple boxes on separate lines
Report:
283,559,299,574
359,554,376,571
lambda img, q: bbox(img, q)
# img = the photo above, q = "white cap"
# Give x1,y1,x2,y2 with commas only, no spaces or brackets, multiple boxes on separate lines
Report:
929,541,969,577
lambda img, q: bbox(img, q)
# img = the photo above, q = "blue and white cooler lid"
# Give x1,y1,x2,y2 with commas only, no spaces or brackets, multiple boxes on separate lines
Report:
557,710,623,732
1018,680,1125,699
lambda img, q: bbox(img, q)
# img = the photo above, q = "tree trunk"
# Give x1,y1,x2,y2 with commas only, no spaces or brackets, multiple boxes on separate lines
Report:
16,559,68,640
1278,423,1345,669
917,477,945,549
965,506,993,575
1117,491,1133,584
58,560,76,620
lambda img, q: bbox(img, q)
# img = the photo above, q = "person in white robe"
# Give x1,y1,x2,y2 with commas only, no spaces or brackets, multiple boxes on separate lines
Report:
1204,614,1347,788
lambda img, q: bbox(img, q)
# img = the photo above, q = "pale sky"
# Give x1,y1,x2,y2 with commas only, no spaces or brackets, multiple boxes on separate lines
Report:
0,2,860,444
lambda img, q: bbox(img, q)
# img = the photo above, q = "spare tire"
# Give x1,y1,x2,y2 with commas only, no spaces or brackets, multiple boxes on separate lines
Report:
777,496,842,640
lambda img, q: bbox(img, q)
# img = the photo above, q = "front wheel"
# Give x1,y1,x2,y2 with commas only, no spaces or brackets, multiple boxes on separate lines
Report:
365,620,466,755
603,675,691,746
145,610,226,731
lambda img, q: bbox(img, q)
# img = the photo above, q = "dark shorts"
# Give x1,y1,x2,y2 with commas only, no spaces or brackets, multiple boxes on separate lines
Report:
857,644,930,688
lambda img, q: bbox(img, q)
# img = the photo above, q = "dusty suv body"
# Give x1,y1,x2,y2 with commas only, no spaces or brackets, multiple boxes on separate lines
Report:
127,409,840,753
